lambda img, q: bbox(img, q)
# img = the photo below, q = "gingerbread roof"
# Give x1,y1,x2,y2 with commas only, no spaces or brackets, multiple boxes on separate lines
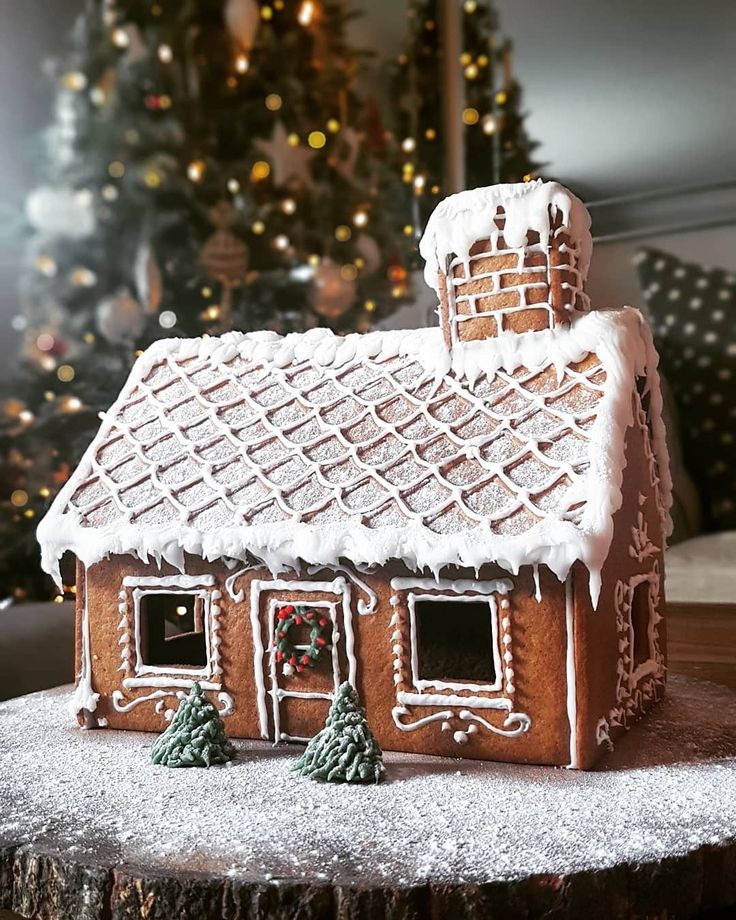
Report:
38,308,671,602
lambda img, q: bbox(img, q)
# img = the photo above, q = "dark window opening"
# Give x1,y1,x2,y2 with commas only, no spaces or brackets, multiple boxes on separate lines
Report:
631,581,652,669
140,593,207,668
415,599,496,684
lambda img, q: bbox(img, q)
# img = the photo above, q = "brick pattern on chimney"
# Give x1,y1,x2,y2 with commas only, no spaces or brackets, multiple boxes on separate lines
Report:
438,210,590,347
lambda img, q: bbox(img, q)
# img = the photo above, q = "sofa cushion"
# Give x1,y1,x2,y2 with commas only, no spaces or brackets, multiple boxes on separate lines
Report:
636,247,736,530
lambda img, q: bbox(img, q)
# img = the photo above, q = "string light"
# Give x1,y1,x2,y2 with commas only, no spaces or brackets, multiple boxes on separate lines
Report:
523,173,534,182
112,27,130,48
57,365,75,383
83,332,95,344
102,184,118,201
297,0,317,26
10,490,28,508
425,128,436,140
273,234,290,250
90,86,107,106
62,395,82,413
308,254,320,266
144,168,162,188
203,305,221,321
235,53,250,74
326,118,340,133
24,509,35,519
340,264,358,281
39,487,50,498
288,133,300,147
36,333,55,352
462,107,479,125
187,159,206,182
19,410,34,425
496,90,508,105
402,162,415,182
251,220,265,234
251,160,271,180
482,114,498,135
335,225,351,242
108,160,125,178
413,175,426,193
265,93,282,112
44,390,55,401
261,5,273,19
308,131,326,149
281,198,297,214
401,137,416,153
159,94,172,109
364,299,376,312
159,310,177,328
36,255,57,277
464,0,477,10
61,71,87,92
464,63,479,80
157,44,173,63
403,224,414,236
354,257,365,269
353,210,368,228
70,267,97,287
478,54,488,67
227,178,240,194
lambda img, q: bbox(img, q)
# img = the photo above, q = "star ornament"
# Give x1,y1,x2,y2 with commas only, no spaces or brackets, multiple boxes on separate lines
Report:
254,122,316,190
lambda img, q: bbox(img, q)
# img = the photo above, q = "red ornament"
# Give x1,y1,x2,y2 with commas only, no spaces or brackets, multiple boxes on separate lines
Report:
318,618,328,627
145,94,160,110
301,654,310,665
289,656,297,666
316,637,327,647
276,651,283,663
294,615,303,625
282,605,294,615
296,665,304,672
306,611,314,621
277,630,285,638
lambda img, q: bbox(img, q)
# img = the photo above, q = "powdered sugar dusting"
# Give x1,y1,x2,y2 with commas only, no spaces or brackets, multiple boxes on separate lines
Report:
1,676,734,886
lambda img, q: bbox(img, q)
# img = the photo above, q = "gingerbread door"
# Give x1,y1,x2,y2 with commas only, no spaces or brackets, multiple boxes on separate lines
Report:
250,576,356,742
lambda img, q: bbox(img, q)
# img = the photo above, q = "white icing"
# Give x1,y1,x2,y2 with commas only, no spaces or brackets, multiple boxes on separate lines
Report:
532,564,541,603
419,180,592,295
305,563,378,615
37,308,672,609
564,575,579,769
68,575,99,719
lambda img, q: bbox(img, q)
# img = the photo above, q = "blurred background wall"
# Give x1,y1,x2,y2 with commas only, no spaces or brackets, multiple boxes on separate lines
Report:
2,0,735,362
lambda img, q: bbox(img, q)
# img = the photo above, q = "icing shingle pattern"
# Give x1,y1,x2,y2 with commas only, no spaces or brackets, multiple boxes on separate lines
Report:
65,344,606,539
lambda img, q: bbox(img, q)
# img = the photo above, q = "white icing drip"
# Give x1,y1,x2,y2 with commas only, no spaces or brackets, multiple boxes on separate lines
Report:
305,563,378,615
69,575,99,718
532,564,542,603
419,180,592,295
37,309,672,608
565,575,579,769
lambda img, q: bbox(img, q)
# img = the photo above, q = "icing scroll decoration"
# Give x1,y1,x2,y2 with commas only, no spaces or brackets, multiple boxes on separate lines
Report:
306,563,378,615
596,562,665,748
388,577,529,744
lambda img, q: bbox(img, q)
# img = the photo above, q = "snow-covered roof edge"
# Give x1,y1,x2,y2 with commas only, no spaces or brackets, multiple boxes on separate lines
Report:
37,308,672,606
418,179,592,295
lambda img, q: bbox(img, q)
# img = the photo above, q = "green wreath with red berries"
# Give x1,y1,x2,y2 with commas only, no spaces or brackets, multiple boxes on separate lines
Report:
274,604,331,676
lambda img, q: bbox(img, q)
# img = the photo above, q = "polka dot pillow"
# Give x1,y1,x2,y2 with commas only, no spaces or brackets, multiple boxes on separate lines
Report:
636,247,736,530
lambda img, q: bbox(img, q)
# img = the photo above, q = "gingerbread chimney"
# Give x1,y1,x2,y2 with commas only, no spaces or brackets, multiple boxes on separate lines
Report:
419,180,592,347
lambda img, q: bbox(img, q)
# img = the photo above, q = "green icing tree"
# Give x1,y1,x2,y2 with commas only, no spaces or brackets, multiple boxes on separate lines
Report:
293,682,384,784
151,682,235,768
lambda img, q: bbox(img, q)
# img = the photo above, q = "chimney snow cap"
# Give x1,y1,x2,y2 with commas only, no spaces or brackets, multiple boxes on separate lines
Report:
419,179,592,295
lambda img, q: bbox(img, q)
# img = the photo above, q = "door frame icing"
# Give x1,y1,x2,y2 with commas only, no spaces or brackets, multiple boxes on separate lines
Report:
250,577,356,740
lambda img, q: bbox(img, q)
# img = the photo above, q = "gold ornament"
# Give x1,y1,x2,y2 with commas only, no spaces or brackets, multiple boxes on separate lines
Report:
200,201,250,326
310,258,356,320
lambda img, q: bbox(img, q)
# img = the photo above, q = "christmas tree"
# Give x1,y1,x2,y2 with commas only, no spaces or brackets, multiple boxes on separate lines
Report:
1,0,410,600
293,681,384,784
150,682,235,768
393,0,541,237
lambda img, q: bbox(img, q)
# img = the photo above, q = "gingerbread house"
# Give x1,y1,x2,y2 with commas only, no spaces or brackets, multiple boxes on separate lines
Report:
38,180,672,769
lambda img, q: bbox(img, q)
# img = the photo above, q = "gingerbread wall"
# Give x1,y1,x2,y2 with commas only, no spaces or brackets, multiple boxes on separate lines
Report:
571,388,668,769
79,553,575,766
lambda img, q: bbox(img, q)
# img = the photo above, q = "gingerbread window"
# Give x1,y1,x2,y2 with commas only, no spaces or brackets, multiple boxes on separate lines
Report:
123,574,219,682
407,592,503,695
